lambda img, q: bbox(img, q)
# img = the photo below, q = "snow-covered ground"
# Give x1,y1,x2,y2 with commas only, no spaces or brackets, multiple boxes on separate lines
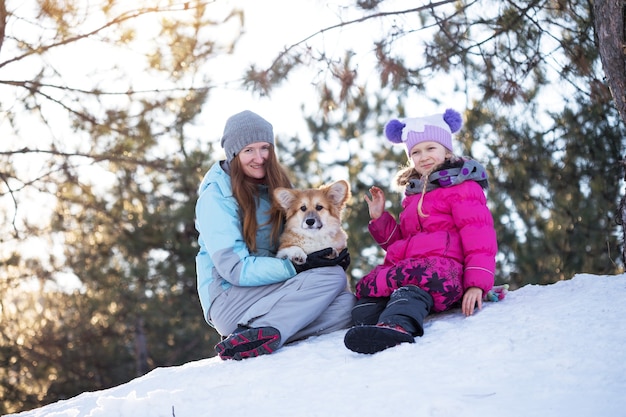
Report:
7,273,626,417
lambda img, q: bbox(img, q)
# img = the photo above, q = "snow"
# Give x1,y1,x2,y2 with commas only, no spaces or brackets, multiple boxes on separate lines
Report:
7,273,626,417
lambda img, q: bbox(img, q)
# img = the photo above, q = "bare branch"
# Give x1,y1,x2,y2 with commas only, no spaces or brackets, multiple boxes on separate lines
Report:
266,0,458,74
0,147,175,171
0,78,211,97
0,2,207,70
0,171,20,237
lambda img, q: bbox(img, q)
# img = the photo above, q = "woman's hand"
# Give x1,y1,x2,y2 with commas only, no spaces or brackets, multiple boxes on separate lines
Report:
462,287,483,316
294,248,350,273
364,186,385,220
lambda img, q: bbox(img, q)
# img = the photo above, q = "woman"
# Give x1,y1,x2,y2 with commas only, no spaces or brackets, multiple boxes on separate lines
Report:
195,110,354,360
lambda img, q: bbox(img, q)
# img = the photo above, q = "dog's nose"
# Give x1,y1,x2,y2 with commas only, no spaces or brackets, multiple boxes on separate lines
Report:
306,219,315,226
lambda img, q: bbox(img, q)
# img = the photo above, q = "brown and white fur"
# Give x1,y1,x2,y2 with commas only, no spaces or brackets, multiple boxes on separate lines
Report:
273,180,351,265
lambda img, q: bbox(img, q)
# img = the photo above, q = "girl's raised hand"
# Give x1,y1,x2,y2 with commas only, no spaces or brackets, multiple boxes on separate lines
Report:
364,186,385,220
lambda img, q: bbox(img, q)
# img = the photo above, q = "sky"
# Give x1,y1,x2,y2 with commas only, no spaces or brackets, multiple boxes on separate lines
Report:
6,272,626,417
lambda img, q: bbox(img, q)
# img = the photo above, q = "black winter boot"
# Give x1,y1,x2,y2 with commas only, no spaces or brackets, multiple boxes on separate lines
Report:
351,297,388,325
344,286,433,354
378,285,433,336
344,323,414,354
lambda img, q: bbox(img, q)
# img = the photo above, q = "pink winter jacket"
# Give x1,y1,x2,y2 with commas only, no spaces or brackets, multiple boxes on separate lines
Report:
369,180,497,294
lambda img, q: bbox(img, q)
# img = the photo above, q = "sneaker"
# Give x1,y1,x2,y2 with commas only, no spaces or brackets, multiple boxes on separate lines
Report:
344,323,414,354
215,326,281,361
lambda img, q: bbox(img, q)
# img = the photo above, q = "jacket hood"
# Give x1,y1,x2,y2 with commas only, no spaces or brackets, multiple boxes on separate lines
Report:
198,161,232,197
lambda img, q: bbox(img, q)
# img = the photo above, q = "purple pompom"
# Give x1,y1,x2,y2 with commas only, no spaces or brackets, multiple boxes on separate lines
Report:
443,109,463,133
385,119,405,144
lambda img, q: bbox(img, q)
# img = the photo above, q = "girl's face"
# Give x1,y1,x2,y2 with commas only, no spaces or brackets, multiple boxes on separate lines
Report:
237,142,272,179
409,141,450,176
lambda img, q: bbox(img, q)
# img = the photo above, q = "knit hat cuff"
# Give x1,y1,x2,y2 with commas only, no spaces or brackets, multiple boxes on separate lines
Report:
405,125,453,153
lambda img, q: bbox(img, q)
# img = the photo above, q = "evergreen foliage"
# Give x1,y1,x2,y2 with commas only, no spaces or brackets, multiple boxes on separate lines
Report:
254,0,626,287
1,1,226,412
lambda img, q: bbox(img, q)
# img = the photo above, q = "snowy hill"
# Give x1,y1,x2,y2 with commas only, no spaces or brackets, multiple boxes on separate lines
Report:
6,273,626,417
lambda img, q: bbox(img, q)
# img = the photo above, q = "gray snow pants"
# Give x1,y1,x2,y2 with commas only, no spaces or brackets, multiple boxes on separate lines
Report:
208,266,355,346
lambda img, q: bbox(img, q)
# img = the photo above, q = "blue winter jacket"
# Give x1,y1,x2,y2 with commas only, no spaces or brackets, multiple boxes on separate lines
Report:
195,161,297,325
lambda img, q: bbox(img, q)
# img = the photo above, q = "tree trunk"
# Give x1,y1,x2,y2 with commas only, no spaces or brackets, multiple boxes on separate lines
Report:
0,0,6,54
594,0,626,123
595,1,626,264
134,317,149,376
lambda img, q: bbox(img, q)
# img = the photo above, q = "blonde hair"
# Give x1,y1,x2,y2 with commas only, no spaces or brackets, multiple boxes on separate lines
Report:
230,147,292,252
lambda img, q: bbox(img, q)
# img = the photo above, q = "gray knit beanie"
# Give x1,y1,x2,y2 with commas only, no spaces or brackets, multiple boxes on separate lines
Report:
220,110,275,162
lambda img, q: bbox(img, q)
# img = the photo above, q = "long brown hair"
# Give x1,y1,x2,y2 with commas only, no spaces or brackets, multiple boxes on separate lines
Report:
230,147,292,252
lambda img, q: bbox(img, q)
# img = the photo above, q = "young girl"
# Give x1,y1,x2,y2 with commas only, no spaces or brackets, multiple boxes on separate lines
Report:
196,110,354,360
344,108,497,354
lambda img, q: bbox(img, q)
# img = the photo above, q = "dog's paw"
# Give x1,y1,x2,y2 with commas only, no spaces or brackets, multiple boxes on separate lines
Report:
291,255,306,265
277,247,308,265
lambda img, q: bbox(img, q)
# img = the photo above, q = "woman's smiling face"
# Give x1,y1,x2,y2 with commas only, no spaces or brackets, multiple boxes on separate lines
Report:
237,142,272,179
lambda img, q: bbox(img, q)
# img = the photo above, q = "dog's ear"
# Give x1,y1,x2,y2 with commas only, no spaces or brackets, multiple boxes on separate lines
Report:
273,187,298,210
325,180,351,207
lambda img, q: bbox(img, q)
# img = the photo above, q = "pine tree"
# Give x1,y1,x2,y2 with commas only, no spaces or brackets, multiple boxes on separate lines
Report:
1,1,235,411
248,0,626,287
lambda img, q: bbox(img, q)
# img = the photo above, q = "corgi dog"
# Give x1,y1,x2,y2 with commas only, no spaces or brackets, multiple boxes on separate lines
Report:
273,180,351,265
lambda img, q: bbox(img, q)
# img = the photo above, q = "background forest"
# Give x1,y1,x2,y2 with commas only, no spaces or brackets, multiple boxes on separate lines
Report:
1,0,625,414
